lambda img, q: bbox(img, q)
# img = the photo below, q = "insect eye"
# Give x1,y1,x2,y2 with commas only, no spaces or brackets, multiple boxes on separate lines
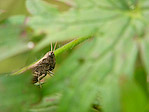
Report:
49,51,54,56
49,52,52,56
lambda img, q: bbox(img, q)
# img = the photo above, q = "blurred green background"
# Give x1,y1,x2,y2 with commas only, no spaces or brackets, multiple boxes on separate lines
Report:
0,0,149,112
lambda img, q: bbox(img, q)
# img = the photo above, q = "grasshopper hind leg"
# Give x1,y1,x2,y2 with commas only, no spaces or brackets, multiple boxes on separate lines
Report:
37,74,42,88
33,71,47,88
38,73,47,88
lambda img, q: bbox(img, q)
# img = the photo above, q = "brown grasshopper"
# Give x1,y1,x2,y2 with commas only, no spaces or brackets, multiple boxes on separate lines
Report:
30,43,57,87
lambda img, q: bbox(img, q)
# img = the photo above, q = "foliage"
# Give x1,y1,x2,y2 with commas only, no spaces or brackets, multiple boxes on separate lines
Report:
0,0,149,112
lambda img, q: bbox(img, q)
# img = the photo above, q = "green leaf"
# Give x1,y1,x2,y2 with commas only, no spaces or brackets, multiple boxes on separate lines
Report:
1,0,149,112
100,77,121,112
27,0,122,51
29,94,61,112
121,79,147,112
0,0,27,20
112,29,138,77
0,16,32,73
55,39,114,111
0,16,30,61
0,72,41,112
42,16,132,112
26,0,59,16
140,38,149,76
98,24,138,112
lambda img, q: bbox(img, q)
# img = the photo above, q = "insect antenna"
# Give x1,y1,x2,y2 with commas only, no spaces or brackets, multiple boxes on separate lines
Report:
54,42,57,51
51,42,53,52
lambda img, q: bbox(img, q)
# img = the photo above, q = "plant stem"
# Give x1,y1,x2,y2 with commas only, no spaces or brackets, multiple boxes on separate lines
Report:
12,36,91,75
54,36,91,56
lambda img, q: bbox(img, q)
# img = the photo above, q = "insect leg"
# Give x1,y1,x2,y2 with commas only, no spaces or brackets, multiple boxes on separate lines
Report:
38,73,47,88
38,74,46,81
48,71,54,77
37,74,42,88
